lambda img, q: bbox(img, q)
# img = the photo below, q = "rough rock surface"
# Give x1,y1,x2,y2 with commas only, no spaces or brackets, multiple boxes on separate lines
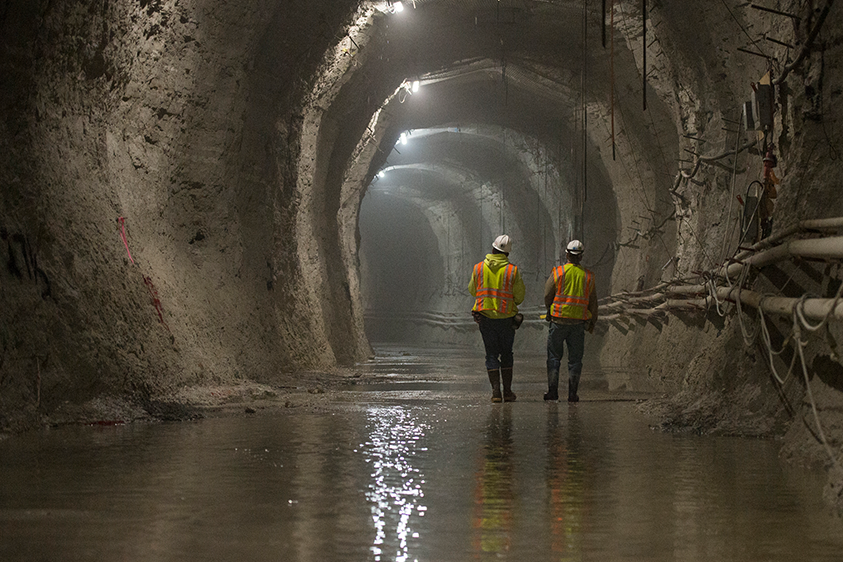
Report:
2,0,843,514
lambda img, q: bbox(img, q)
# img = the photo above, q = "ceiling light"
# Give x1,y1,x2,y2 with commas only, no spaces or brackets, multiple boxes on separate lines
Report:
393,2,404,12
378,170,386,178
412,80,420,92
399,132,408,145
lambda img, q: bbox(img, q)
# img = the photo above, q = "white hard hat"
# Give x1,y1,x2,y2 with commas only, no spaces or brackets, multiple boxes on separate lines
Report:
492,234,512,254
566,239,584,254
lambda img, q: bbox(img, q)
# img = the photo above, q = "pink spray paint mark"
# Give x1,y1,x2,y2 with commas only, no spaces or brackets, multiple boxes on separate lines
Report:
118,217,135,264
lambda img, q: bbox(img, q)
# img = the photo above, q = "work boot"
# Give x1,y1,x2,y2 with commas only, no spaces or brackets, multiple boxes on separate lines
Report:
488,369,502,403
545,368,559,401
501,367,516,402
567,375,580,403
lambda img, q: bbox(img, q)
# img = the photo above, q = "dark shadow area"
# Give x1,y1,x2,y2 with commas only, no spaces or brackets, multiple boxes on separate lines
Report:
813,355,843,393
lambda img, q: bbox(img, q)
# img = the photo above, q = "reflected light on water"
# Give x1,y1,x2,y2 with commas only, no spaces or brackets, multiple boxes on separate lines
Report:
361,406,428,562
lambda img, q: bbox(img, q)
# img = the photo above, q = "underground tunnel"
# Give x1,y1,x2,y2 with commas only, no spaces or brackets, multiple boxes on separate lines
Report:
2,0,843,557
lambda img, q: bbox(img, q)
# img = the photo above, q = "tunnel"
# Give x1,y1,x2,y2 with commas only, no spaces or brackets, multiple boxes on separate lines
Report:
2,0,843,543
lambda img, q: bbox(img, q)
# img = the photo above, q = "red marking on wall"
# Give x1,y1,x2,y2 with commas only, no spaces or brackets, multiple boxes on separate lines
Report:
143,275,170,332
117,217,135,264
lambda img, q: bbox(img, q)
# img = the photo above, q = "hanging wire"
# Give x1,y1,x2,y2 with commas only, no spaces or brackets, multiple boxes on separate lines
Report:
792,309,843,472
581,0,588,238
795,280,843,333
759,306,797,385
719,0,770,60
610,0,616,161
732,264,761,345
718,111,745,263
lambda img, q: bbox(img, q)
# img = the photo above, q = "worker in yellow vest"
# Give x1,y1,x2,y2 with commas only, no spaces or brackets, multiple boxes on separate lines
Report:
469,235,526,403
543,240,598,402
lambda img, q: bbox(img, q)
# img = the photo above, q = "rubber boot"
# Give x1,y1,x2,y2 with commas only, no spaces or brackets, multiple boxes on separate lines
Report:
544,367,559,401
567,374,580,403
501,367,516,402
488,369,502,403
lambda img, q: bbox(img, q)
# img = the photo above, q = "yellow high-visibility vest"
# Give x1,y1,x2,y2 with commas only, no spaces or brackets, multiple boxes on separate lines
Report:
472,261,519,316
550,263,594,320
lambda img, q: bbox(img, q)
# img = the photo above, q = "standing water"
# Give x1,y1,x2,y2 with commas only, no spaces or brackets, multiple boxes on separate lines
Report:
1,347,841,561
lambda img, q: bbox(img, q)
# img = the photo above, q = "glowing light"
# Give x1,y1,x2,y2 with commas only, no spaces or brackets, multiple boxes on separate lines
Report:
378,170,386,178
393,2,404,12
412,80,420,93
361,407,427,562
399,132,408,145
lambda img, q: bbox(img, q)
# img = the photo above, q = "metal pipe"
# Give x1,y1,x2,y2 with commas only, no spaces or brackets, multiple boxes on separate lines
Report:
727,235,843,279
750,4,801,20
718,286,843,322
662,284,843,322
734,217,843,260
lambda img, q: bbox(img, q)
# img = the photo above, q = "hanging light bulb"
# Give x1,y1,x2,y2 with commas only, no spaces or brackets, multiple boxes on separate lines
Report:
412,80,420,93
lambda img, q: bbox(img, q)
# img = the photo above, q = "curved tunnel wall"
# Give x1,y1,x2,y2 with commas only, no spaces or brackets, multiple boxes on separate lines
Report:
3,1,843,509
356,118,616,345
0,0,663,423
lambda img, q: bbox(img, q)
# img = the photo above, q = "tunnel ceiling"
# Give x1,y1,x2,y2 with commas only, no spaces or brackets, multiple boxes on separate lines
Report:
342,0,675,246
341,1,674,328
1,0,809,416
342,0,662,321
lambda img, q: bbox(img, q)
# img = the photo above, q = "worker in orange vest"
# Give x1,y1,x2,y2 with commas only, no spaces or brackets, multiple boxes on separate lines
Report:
760,148,779,239
543,240,598,402
469,235,526,403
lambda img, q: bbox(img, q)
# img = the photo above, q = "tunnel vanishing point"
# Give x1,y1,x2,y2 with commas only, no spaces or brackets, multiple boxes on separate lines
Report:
3,0,843,510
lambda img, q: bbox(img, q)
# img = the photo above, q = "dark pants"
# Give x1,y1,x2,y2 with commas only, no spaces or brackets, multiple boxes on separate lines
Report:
478,316,515,370
547,321,585,390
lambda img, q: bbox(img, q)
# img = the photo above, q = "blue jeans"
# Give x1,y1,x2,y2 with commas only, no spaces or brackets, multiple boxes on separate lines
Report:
478,316,516,370
546,321,585,390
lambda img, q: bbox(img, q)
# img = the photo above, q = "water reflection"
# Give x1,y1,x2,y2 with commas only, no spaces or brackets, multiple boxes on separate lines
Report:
546,406,587,560
361,406,428,562
2,372,843,561
473,406,514,557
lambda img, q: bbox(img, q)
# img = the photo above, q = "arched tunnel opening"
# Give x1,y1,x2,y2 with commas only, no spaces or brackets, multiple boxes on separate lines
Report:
2,0,843,554
358,114,618,349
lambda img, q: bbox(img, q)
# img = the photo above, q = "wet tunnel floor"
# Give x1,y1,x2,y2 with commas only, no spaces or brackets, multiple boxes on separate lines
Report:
2,346,843,561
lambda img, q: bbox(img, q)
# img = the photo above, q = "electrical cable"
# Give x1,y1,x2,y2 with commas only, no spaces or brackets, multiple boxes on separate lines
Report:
758,306,796,385
793,310,843,472
795,279,843,333
719,0,770,60
707,276,727,317
719,113,745,263
733,264,761,345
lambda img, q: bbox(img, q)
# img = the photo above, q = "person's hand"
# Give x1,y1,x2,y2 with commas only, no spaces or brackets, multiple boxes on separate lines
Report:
586,321,595,334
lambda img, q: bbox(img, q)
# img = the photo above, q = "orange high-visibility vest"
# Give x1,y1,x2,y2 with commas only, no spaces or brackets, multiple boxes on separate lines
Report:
472,261,518,315
550,263,594,320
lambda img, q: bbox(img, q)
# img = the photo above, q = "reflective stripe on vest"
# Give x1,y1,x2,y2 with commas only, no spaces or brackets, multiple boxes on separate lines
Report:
550,263,593,320
473,262,517,314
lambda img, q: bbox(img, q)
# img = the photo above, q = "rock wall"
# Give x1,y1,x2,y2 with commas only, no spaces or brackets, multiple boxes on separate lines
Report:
594,0,843,511
2,0,843,515
0,0,363,431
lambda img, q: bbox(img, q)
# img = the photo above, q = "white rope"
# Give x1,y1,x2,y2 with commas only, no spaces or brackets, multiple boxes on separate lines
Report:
758,306,795,385
792,308,843,472
707,276,728,317
733,264,760,346
795,278,843,333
